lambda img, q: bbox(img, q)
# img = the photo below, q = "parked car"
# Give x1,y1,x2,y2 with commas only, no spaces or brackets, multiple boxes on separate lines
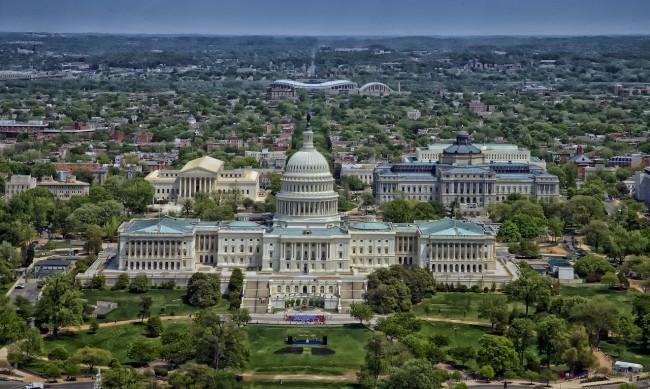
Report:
15,284,25,289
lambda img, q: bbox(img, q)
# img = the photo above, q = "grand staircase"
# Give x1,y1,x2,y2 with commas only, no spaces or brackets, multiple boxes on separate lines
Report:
241,278,271,314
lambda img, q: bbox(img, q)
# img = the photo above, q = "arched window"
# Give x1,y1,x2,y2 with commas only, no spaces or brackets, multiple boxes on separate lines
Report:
328,286,334,294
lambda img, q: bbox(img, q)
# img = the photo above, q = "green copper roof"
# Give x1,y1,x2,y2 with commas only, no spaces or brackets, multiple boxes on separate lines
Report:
417,219,486,236
125,216,196,234
226,221,264,228
350,222,392,231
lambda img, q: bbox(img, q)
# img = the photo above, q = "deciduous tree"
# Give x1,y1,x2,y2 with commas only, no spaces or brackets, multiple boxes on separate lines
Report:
186,273,221,308
448,345,476,367
127,337,159,366
73,346,112,372
505,270,552,316
230,308,251,328
507,318,536,366
476,335,518,374
36,274,84,336
383,359,448,389
537,315,568,367
146,316,163,337
192,309,249,370
350,303,374,325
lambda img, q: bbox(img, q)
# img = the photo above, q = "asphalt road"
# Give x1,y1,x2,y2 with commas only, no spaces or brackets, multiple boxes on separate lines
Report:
561,232,584,257
0,381,95,388
604,199,619,216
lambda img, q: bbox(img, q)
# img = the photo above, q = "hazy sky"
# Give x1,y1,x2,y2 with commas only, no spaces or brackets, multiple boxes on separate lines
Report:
1,0,649,36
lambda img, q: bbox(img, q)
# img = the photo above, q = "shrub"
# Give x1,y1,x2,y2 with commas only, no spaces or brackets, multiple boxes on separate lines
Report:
48,346,70,362
146,316,164,337
112,272,130,291
154,367,168,377
586,273,602,283
470,285,480,293
618,272,630,289
160,280,176,290
483,287,489,293
89,321,99,334
64,361,81,377
430,334,450,347
128,273,151,293
44,362,63,381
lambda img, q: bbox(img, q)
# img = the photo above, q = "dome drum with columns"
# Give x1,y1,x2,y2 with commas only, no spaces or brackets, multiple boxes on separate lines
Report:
273,123,340,228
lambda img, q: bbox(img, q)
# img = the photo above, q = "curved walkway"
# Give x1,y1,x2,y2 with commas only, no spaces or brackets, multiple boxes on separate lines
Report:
240,372,357,382
420,316,492,328
60,315,192,332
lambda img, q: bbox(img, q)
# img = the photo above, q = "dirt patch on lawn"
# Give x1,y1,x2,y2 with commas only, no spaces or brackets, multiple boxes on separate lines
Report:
630,279,646,293
593,349,612,374
539,245,569,255
274,347,304,355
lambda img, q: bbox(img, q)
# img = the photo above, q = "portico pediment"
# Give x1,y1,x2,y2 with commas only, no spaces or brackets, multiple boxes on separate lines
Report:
178,166,220,177
179,156,224,174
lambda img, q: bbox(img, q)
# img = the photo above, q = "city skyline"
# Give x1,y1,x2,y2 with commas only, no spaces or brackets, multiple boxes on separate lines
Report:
1,0,649,36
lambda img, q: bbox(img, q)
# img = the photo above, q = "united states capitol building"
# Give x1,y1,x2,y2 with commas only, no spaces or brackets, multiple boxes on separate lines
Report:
107,124,513,313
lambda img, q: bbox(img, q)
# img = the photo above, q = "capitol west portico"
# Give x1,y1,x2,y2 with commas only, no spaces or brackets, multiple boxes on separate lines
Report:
109,124,511,313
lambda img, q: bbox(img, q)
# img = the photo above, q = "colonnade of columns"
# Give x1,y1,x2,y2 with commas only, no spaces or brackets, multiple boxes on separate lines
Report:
536,183,557,195
396,236,416,253
427,242,487,261
178,176,215,198
127,259,180,271
126,240,187,258
196,234,216,252
282,241,332,260
277,199,338,217
445,181,494,195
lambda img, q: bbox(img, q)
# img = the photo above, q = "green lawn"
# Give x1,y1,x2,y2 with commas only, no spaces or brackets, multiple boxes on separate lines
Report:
82,289,228,322
43,318,191,364
243,381,356,388
42,241,83,250
414,285,639,322
559,284,639,317
418,321,491,369
43,322,372,375
245,325,372,375
413,292,523,322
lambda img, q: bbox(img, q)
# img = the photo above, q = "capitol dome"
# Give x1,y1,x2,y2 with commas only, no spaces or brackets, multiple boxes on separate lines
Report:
284,132,331,175
273,123,340,228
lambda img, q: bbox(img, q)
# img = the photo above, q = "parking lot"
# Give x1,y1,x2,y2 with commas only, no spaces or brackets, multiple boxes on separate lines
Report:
10,279,42,304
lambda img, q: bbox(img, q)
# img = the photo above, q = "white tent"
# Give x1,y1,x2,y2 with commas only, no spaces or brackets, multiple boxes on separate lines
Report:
613,361,644,374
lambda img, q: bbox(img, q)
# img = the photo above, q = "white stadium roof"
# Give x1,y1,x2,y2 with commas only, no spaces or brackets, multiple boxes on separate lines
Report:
271,79,357,89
